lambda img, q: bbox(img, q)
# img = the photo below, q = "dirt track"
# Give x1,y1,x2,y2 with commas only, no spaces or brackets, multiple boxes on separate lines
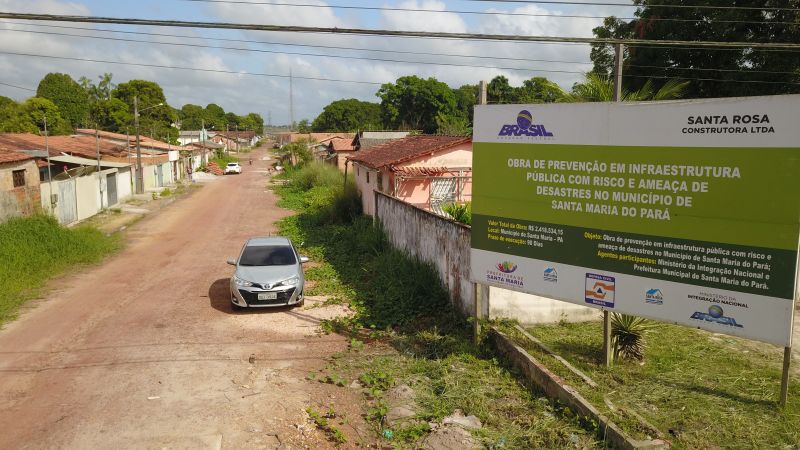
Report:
0,148,364,449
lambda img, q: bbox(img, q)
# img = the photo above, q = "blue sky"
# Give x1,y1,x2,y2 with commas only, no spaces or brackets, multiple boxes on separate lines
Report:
0,0,628,125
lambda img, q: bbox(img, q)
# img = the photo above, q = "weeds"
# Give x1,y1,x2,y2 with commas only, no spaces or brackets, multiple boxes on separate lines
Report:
0,215,120,323
442,202,472,225
306,407,348,445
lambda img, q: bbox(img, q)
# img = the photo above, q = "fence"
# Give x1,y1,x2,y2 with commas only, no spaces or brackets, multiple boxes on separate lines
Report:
40,168,134,225
374,191,597,323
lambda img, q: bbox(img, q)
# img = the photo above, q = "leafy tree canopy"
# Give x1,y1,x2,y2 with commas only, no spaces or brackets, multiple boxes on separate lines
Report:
377,75,457,133
0,97,71,135
311,98,381,132
36,72,89,130
591,1,800,98
91,98,133,133
112,79,176,141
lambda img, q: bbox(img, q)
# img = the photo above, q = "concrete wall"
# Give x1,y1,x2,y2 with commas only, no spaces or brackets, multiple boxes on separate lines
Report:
374,190,597,324
375,191,475,317
355,163,382,216
0,159,41,223
117,169,133,202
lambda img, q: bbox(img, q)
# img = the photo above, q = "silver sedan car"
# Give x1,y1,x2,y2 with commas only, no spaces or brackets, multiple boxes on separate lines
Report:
227,236,308,309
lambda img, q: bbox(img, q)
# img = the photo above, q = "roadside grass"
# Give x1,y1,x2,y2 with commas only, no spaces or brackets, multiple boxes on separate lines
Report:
517,321,800,449
272,163,602,448
210,153,239,167
0,215,121,324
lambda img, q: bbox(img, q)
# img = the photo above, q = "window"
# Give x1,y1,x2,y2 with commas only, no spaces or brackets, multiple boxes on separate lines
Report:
239,245,297,266
12,170,25,188
377,171,383,192
366,171,370,183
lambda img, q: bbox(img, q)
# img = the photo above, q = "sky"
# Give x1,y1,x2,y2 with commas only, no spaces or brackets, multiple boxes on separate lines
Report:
0,0,634,126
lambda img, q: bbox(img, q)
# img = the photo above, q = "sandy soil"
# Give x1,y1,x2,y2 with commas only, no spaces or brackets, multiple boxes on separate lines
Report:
0,148,370,449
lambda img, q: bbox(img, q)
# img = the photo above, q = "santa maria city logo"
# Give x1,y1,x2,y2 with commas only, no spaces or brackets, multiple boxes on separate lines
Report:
497,261,518,273
585,273,615,308
543,267,558,283
498,109,555,140
487,262,524,287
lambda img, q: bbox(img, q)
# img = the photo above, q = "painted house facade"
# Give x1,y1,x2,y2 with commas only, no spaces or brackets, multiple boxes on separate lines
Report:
0,149,41,223
348,136,472,216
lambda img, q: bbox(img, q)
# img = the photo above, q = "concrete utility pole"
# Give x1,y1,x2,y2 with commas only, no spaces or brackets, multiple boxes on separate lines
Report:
44,116,53,215
605,43,624,368
474,81,490,344
478,80,488,106
289,68,294,130
95,128,103,209
134,95,143,194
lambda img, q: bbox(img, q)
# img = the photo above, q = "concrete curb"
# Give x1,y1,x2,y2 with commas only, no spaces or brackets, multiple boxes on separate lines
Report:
489,327,670,450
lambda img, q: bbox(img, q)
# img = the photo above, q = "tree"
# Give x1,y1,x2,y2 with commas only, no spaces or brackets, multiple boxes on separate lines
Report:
517,77,563,104
296,119,311,133
240,113,264,133
179,104,206,129
80,73,116,101
311,98,381,132
203,103,226,130
556,73,689,102
377,75,457,133
112,80,177,141
90,98,132,132
452,84,477,125
36,73,89,129
591,2,800,98
435,114,471,136
0,97,71,135
487,75,517,104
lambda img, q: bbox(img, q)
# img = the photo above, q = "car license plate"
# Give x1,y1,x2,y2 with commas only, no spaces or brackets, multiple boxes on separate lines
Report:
258,292,278,301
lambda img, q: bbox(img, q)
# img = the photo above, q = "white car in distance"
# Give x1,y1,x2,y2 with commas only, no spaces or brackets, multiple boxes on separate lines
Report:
224,162,242,175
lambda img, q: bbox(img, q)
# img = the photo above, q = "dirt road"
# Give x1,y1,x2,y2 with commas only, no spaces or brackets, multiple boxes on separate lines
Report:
0,149,362,449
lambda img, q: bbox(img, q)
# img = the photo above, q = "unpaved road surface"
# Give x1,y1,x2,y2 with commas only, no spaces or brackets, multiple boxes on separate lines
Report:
0,149,364,449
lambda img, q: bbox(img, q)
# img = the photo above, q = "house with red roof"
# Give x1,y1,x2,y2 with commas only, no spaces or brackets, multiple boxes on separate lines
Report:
347,135,472,216
0,147,41,223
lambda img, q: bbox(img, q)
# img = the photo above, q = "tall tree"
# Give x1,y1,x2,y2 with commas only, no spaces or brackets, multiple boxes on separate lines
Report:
179,104,206,129
487,75,517,104
452,84,477,124
517,77,563,103
112,80,177,141
90,98,133,132
36,73,89,129
591,1,800,98
557,73,689,102
311,98,381,132
0,97,71,135
204,103,226,130
377,75,457,133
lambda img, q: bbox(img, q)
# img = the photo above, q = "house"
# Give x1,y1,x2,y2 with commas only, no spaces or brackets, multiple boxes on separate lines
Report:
178,129,213,146
326,137,356,172
0,148,41,223
351,131,411,151
348,135,472,216
75,129,174,153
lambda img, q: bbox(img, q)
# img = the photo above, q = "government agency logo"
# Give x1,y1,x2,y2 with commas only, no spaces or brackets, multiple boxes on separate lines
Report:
543,267,558,283
498,110,555,139
585,273,615,308
487,262,524,287
645,288,664,305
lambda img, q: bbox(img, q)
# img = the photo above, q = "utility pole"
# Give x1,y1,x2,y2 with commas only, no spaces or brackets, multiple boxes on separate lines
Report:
44,116,53,215
95,128,103,209
473,81,490,344
134,95,143,194
478,80,488,106
289,68,294,130
605,43,624,368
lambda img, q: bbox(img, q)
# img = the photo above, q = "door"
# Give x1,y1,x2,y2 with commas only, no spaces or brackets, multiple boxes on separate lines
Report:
156,165,164,188
57,179,77,225
106,173,118,206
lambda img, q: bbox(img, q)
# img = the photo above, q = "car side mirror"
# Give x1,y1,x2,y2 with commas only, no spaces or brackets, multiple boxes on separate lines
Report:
227,258,237,266
300,256,310,264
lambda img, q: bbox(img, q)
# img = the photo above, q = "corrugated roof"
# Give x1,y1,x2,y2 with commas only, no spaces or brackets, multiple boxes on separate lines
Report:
348,136,471,170
49,155,131,168
0,133,127,159
75,129,174,151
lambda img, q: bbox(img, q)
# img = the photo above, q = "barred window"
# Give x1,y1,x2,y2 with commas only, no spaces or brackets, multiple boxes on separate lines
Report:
377,171,383,192
367,172,370,183
12,170,25,188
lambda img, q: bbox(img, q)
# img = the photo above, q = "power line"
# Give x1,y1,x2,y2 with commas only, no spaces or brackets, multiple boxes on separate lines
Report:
0,28,591,75
176,0,799,26
0,81,35,91
458,0,800,12
1,49,797,87
0,50,384,85
6,26,798,78
1,13,799,49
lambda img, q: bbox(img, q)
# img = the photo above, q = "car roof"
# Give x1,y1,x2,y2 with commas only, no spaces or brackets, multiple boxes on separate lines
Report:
246,236,292,247
227,162,239,165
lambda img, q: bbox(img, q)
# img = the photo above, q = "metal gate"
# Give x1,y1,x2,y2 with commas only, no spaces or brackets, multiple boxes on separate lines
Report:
156,165,164,188
106,173,118,206
430,177,458,215
56,179,77,225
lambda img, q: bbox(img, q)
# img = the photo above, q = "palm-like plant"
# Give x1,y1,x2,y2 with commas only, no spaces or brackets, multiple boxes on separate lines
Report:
556,73,689,103
611,313,655,362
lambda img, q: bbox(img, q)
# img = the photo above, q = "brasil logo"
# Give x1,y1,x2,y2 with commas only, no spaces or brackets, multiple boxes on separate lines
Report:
497,262,518,274
499,109,554,138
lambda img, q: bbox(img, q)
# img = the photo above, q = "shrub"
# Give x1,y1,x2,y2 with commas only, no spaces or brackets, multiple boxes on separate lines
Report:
291,162,343,191
443,202,471,225
611,313,654,361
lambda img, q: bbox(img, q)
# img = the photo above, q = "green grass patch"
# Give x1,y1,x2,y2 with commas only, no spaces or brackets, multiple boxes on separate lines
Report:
210,153,239,167
0,215,121,323
272,163,604,448
519,321,800,449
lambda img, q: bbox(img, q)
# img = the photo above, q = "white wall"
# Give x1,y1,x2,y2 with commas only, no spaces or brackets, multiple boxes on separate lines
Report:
489,287,599,324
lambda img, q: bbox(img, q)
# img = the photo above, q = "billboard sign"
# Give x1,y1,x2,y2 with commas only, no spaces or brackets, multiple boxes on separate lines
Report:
471,95,800,347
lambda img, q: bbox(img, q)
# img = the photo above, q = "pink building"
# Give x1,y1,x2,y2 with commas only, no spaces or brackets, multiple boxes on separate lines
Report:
348,136,472,216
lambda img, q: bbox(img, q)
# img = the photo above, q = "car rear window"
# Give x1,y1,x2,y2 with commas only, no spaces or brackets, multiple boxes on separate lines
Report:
227,163,238,166
239,245,296,266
